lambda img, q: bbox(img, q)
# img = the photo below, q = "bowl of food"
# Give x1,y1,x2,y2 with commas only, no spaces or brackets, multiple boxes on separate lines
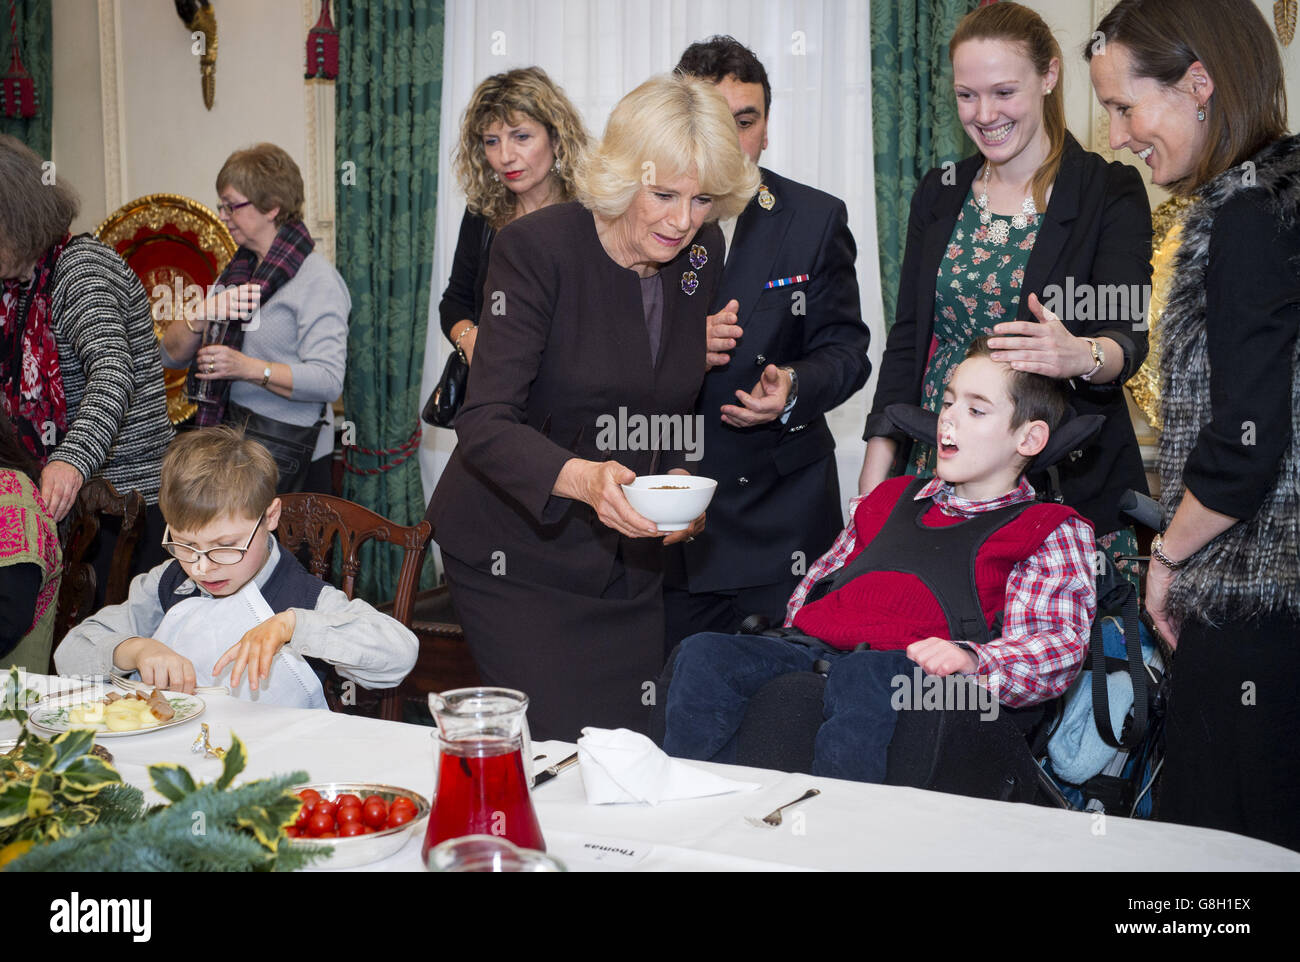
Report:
287,782,430,870
620,474,717,531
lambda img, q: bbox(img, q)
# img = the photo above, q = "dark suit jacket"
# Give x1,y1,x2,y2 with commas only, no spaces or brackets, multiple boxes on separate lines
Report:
679,168,871,593
437,208,493,341
866,135,1152,534
427,201,724,597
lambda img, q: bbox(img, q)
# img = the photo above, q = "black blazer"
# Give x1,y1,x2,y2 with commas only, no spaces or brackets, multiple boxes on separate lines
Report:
437,208,494,341
680,168,870,593
427,202,724,597
866,134,1152,533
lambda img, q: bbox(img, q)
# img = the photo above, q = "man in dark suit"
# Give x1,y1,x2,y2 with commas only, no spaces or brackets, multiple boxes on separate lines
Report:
665,36,871,653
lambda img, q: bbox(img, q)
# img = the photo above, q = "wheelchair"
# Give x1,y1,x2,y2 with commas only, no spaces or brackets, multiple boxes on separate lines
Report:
654,403,1169,815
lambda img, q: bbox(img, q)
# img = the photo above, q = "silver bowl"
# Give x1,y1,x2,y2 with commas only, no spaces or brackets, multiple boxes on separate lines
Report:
288,781,430,870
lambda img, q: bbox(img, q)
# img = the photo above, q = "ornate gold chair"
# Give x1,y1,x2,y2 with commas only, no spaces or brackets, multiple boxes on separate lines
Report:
95,194,238,425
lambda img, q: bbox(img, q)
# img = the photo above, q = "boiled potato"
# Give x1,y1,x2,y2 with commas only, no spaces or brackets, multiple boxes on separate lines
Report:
105,711,142,731
69,702,106,726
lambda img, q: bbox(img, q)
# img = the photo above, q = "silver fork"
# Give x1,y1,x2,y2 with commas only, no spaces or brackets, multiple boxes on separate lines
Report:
112,674,229,697
745,788,820,828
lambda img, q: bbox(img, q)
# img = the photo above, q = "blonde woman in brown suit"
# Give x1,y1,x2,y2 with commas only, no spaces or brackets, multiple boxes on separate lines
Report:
427,74,758,740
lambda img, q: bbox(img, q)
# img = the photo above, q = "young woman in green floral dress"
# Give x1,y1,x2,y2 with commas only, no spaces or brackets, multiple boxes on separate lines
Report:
862,2,1152,581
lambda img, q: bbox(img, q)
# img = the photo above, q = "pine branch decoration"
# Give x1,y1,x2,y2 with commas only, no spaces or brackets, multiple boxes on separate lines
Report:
5,732,331,872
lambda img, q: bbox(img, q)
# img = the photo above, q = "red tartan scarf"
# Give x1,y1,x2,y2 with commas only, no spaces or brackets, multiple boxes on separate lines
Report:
189,218,315,426
0,235,71,466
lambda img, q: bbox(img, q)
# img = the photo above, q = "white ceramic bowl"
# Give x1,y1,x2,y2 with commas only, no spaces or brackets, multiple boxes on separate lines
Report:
288,781,430,870
620,474,717,531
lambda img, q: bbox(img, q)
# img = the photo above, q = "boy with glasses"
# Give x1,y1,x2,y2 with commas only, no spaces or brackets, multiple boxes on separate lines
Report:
54,428,417,707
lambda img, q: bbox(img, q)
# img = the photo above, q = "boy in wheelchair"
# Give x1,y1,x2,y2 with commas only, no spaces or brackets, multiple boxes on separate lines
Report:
663,338,1097,782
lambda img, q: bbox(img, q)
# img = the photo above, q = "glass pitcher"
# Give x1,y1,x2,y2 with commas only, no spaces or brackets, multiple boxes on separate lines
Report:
422,688,546,867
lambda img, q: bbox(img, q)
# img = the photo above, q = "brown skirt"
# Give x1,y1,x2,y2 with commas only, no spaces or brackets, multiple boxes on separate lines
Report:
441,552,664,742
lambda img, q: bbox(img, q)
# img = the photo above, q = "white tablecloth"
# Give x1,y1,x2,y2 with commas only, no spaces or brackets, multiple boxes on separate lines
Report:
6,687,1298,872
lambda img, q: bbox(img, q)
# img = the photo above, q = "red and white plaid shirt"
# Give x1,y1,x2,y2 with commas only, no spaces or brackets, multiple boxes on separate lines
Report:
785,477,1096,707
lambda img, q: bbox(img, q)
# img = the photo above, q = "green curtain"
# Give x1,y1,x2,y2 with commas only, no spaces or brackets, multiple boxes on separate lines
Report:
870,0,978,328
0,0,52,158
335,0,443,602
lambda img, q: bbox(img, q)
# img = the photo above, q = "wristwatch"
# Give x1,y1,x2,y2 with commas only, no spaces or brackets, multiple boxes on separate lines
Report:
1079,338,1105,381
778,365,799,415
1150,533,1186,570
260,365,272,388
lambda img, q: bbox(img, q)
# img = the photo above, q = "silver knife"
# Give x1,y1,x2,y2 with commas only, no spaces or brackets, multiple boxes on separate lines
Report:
533,751,579,788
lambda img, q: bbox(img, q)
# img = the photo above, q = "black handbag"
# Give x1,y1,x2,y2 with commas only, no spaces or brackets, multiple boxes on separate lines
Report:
422,347,468,428
225,400,325,493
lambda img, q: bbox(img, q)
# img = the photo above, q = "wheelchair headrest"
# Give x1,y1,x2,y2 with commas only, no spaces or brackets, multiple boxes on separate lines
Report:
884,403,1105,472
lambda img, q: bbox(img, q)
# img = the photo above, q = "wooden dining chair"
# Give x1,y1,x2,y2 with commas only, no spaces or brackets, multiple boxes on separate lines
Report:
274,493,431,721
52,478,148,655
380,581,483,719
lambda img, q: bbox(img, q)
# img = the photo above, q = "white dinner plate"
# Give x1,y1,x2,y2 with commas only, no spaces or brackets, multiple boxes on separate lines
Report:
27,691,206,738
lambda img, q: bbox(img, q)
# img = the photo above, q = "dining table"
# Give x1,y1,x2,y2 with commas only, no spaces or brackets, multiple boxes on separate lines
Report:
6,678,1299,872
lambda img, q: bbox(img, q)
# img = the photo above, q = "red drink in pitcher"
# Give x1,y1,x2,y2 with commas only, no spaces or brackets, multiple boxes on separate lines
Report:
422,737,546,858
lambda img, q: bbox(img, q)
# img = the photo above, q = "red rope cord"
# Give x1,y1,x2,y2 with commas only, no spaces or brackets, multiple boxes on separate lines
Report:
342,423,423,474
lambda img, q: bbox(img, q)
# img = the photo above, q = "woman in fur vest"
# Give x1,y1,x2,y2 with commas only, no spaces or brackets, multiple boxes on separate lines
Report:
1088,0,1299,852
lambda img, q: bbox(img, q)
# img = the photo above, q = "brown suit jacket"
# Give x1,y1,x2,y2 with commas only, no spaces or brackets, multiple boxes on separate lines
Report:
427,202,724,598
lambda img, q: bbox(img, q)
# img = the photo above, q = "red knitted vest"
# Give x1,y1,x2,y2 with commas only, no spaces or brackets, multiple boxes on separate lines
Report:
793,476,1080,651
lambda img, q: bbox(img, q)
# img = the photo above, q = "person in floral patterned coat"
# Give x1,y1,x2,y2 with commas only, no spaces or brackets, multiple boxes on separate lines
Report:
0,410,61,672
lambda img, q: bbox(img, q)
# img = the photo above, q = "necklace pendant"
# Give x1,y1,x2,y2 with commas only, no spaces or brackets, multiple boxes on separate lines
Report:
1011,213,1027,230
988,219,1010,245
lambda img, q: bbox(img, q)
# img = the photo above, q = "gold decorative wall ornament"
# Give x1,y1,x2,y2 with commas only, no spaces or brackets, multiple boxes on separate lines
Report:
1277,0,1297,46
175,0,218,110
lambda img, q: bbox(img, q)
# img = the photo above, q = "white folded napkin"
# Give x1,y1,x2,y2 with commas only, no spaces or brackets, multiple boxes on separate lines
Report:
577,727,761,806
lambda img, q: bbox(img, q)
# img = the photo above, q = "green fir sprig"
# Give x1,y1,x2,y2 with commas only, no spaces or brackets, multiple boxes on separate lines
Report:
6,732,330,872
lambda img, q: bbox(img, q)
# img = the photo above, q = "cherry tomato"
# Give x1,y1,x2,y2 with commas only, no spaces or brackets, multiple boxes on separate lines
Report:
307,812,334,837
314,800,338,821
337,805,364,825
361,826,375,835
390,796,418,816
339,822,366,837
362,794,386,809
386,807,414,828
362,799,388,829
320,831,338,838
285,826,302,838
335,793,362,810
298,789,322,806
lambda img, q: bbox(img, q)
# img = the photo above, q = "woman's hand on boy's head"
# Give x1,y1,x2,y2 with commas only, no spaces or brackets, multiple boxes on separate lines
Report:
213,610,296,692
988,293,1093,380
116,637,198,694
906,636,978,676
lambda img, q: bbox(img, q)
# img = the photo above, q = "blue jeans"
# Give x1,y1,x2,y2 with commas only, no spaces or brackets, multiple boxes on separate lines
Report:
662,632,915,783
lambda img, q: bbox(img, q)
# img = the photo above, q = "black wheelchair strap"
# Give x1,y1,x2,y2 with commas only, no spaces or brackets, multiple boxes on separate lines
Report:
1088,564,1148,751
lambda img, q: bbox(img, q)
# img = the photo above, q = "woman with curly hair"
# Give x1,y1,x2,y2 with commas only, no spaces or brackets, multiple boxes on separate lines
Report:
439,67,589,364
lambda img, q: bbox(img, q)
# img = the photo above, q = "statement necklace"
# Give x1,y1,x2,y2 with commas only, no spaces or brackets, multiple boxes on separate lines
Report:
977,163,1037,245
